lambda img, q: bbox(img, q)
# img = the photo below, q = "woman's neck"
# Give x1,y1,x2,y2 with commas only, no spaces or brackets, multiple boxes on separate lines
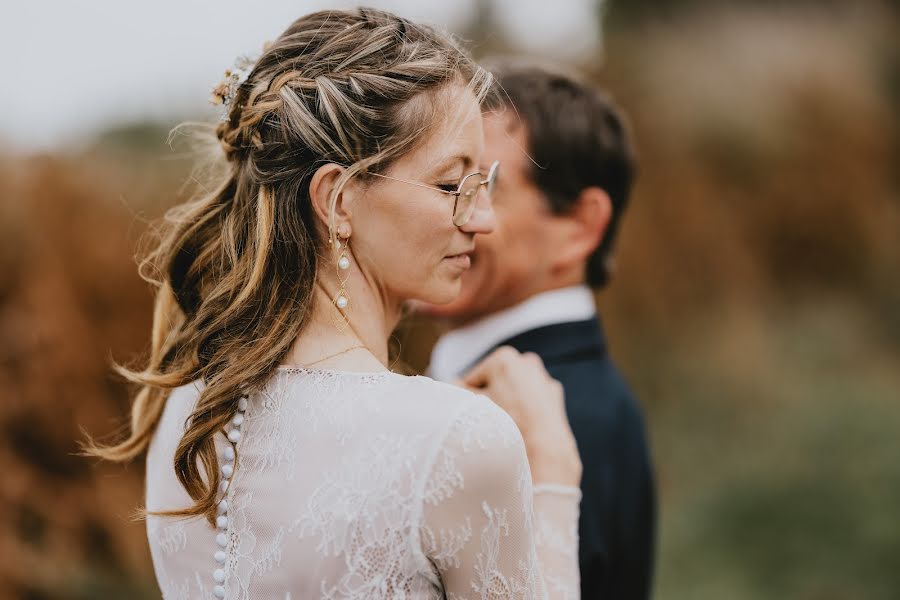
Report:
284,263,403,371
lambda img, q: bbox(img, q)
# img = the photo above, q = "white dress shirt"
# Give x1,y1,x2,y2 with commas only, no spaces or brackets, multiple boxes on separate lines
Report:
429,285,597,382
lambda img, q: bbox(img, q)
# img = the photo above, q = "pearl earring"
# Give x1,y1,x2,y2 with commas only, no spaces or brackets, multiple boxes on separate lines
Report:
333,230,351,312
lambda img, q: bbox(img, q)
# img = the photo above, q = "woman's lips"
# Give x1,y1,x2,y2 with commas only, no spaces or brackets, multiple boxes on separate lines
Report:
444,253,472,269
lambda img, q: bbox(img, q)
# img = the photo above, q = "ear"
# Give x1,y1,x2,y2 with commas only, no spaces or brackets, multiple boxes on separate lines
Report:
309,163,355,238
554,186,612,270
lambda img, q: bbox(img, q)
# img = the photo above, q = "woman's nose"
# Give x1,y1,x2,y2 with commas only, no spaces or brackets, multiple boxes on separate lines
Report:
459,187,496,234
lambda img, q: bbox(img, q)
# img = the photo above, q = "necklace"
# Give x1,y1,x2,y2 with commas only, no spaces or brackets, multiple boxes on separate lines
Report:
302,344,367,367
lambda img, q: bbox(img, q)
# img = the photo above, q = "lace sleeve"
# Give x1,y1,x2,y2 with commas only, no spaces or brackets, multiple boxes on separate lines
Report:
418,395,582,599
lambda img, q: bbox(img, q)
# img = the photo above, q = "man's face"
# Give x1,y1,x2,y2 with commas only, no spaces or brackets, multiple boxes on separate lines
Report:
424,109,558,323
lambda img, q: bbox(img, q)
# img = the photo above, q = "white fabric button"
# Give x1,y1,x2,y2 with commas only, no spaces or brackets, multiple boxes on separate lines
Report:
214,568,226,583
216,532,228,547
216,515,228,529
222,464,234,479
217,499,228,514
227,429,241,443
223,446,235,462
238,397,248,412
232,413,244,427
219,480,229,494
215,550,226,563
213,584,225,598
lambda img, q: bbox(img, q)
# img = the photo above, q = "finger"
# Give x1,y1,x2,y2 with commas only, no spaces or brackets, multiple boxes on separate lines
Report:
451,378,493,397
522,351,552,375
460,382,491,397
521,351,544,370
460,346,518,387
460,364,489,389
463,346,520,387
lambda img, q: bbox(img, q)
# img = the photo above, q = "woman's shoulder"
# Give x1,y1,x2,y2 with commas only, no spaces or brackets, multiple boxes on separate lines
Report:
304,369,522,449
269,367,487,410
165,370,509,424
402,375,525,459
395,373,516,426
411,378,529,509
395,373,481,404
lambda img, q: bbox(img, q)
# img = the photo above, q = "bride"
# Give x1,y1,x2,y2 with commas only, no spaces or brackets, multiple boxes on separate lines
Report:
88,7,582,599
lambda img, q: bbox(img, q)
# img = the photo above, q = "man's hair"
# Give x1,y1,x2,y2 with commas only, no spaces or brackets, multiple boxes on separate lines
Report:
488,60,636,287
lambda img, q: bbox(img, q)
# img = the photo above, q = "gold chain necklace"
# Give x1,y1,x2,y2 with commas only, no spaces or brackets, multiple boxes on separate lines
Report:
302,344,367,368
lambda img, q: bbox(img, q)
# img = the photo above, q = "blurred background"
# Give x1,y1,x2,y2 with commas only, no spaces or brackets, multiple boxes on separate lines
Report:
2,0,898,598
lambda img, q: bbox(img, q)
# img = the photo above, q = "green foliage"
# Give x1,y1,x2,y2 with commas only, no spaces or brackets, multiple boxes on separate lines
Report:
623,304,900,599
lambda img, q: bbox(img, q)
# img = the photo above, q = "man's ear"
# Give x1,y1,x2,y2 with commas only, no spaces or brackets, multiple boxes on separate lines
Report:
555,186,613,269
309,163,354,235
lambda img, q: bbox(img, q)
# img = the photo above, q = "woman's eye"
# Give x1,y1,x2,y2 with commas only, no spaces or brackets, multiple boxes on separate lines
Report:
436,183,457,193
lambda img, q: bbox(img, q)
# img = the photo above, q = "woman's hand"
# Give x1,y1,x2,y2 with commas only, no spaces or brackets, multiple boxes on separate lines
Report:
459,346,582,488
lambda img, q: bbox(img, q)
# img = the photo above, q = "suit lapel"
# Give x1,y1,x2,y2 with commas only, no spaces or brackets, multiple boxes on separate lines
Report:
456,318,608,376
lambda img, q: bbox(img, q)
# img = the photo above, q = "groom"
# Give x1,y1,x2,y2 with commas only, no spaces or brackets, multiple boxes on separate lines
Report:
426,62,656,599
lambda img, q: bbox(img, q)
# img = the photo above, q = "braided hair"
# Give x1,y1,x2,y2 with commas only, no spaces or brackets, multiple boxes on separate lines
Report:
85,7,493,526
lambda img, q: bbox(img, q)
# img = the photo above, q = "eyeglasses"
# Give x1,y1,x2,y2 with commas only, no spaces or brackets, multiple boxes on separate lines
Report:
366,160,500,227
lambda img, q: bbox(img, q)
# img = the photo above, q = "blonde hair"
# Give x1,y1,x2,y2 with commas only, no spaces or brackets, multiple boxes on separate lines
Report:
85,7,493,525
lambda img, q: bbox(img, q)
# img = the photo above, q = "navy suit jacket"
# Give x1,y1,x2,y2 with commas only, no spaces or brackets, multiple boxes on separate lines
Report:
491,317,656,599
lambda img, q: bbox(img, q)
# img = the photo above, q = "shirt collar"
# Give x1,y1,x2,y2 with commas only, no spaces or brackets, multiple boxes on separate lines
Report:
429,285,597,382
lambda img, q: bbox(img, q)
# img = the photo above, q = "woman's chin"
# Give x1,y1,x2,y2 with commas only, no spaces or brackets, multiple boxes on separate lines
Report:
415,278,462,307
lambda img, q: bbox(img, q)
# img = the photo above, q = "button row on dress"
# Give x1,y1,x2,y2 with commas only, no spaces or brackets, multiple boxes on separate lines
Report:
212,395,249,599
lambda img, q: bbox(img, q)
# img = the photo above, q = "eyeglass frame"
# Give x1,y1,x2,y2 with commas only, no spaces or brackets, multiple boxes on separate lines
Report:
359,160,500,227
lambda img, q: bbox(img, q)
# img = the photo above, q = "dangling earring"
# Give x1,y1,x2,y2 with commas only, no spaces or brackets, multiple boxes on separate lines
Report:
333,226,352,314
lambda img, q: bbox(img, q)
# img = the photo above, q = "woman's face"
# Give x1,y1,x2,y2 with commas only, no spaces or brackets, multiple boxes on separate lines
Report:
346,86,496,307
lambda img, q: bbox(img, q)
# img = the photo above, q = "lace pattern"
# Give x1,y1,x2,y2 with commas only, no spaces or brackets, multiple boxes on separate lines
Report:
145,368,581,599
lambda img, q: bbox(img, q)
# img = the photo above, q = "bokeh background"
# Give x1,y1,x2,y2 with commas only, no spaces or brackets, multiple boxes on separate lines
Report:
2,0,898,598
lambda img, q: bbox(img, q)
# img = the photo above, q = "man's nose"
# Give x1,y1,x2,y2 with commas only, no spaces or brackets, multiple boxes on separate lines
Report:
459,187,496,234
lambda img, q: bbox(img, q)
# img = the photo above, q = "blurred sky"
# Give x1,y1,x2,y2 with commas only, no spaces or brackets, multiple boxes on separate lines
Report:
1,0,601,152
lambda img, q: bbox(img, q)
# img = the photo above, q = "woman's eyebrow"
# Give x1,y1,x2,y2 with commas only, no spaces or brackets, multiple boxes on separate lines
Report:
431,154,472,176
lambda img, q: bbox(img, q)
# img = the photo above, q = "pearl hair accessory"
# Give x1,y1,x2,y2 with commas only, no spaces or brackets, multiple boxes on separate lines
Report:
211,394,249,599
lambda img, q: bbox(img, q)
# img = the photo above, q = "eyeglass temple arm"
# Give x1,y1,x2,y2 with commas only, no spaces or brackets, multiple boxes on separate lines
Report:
482,161,499,186
367,172,457,196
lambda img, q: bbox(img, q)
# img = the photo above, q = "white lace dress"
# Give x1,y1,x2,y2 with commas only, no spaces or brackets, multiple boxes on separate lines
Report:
145,368,581,599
